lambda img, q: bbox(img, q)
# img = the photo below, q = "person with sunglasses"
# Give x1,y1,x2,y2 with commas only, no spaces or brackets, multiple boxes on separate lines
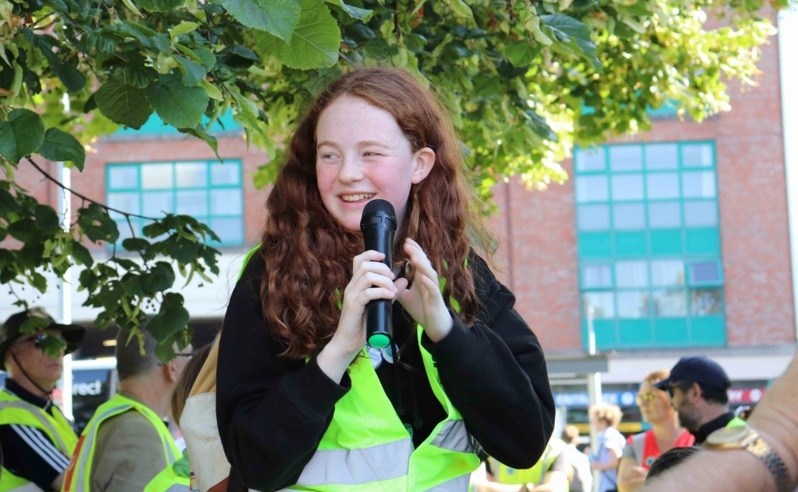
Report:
617,370,695,492
0,307,85,491
652,356,745,445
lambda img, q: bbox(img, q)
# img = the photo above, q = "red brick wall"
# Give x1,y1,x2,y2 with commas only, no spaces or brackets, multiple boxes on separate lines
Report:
493,14,794,352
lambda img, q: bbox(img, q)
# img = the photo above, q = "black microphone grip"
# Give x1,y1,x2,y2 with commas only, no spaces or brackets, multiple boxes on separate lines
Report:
360,200,397,349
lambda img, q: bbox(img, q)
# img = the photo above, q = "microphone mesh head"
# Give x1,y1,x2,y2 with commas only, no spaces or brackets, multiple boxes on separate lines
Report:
362,199,396,221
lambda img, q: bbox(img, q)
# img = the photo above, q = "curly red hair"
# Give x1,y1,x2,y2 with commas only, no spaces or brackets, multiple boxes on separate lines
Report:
260,67,491,359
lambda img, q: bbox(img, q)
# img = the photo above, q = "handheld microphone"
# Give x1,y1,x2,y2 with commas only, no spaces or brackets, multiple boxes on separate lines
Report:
360,199,397,349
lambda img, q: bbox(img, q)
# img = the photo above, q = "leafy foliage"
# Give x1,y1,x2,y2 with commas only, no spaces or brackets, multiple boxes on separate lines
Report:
0,0,786,352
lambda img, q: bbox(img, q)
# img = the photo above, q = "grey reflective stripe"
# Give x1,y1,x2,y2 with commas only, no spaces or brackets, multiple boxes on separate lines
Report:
631,432,645,467
431,419,474,454
163,485,190,492
294,438,414,486
69,403,134,492
0,401,69,452
426,471,471,491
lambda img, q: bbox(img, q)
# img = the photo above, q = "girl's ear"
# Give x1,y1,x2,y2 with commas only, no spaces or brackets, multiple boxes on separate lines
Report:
411,147,436,184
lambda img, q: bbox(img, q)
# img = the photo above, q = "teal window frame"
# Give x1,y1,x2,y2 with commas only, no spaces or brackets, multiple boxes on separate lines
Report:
574,141,725,349
106,160,245,247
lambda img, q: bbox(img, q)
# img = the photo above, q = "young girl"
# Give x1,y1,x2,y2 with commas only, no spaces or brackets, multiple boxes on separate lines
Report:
216,66,555,491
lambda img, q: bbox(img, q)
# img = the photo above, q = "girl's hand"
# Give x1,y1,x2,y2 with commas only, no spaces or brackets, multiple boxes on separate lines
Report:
394,238,453,342
321,250,397,378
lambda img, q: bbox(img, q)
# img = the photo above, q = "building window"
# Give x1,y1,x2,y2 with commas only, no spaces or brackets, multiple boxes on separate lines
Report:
575,141,725,349
106,160,244,246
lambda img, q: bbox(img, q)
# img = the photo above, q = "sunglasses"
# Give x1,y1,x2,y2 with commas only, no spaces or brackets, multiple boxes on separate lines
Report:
635,391,660,406
19,334,67,350
667,381,694,398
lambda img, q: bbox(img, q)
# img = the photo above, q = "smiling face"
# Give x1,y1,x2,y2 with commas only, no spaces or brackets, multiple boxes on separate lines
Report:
637,382,673,425
315,95,435,233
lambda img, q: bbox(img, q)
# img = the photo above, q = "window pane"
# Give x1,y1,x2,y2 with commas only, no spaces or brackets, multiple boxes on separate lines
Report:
609,145,642,171
175,162,207,187
615,261,648,288
141,163,173,189
617,291,649,318
652,289,687,316
583,264,612,288
108,166,138,190
684,201,717,227
691,288,722,315
646,173,679,199
210,217,243,244
611,174,644,201
652,260,684,287
575,175,609,203
210,189,242,215
141,191,173,217
107,192,140,220
583,292,615,319
689,261,721,283
648,202,681,228
682,144,713,168
211,163,241,185
176,190,207,216
613,203,645,229
115,219,140,242
577,204,610,231
645,144,678,170
682,171,716,198
575,148,605,172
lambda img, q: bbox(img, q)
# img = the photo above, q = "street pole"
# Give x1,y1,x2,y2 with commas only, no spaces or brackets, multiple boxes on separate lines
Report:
57,93,74,420
586,305,602,491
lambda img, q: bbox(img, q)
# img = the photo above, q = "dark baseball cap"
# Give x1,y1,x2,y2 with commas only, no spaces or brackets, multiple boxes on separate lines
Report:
654,356,731,391
0,307,86,370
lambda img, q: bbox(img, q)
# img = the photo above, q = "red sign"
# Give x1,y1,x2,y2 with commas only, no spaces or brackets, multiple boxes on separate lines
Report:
727,388,765,404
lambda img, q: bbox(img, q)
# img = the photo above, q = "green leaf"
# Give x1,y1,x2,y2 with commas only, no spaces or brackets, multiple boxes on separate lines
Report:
448,0,474,21
324,0,373,21
39,128,86,170
184,128,220,160
8,218,37,242
70,239,94,267
173,55,206,86
0,109,45,163
141,261,176,293
147,292,189,342
77,203,120,243
504,40,539,67
51,59,87,92
541,14,601,70
94,81,152,129
137,0,185,12
212,0,301,41
170,21,199,41
147,74,209,128
253,0,340,70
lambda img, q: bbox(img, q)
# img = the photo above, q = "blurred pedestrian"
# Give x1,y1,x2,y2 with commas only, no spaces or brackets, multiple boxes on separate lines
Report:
0,307,85,491
588,402,625,492
561,424,593,492
617,370,694,491
62,329,192,491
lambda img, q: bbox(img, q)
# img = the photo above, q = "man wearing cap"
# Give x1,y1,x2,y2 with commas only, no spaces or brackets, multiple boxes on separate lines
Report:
0,307,85,491
654,356,745,444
